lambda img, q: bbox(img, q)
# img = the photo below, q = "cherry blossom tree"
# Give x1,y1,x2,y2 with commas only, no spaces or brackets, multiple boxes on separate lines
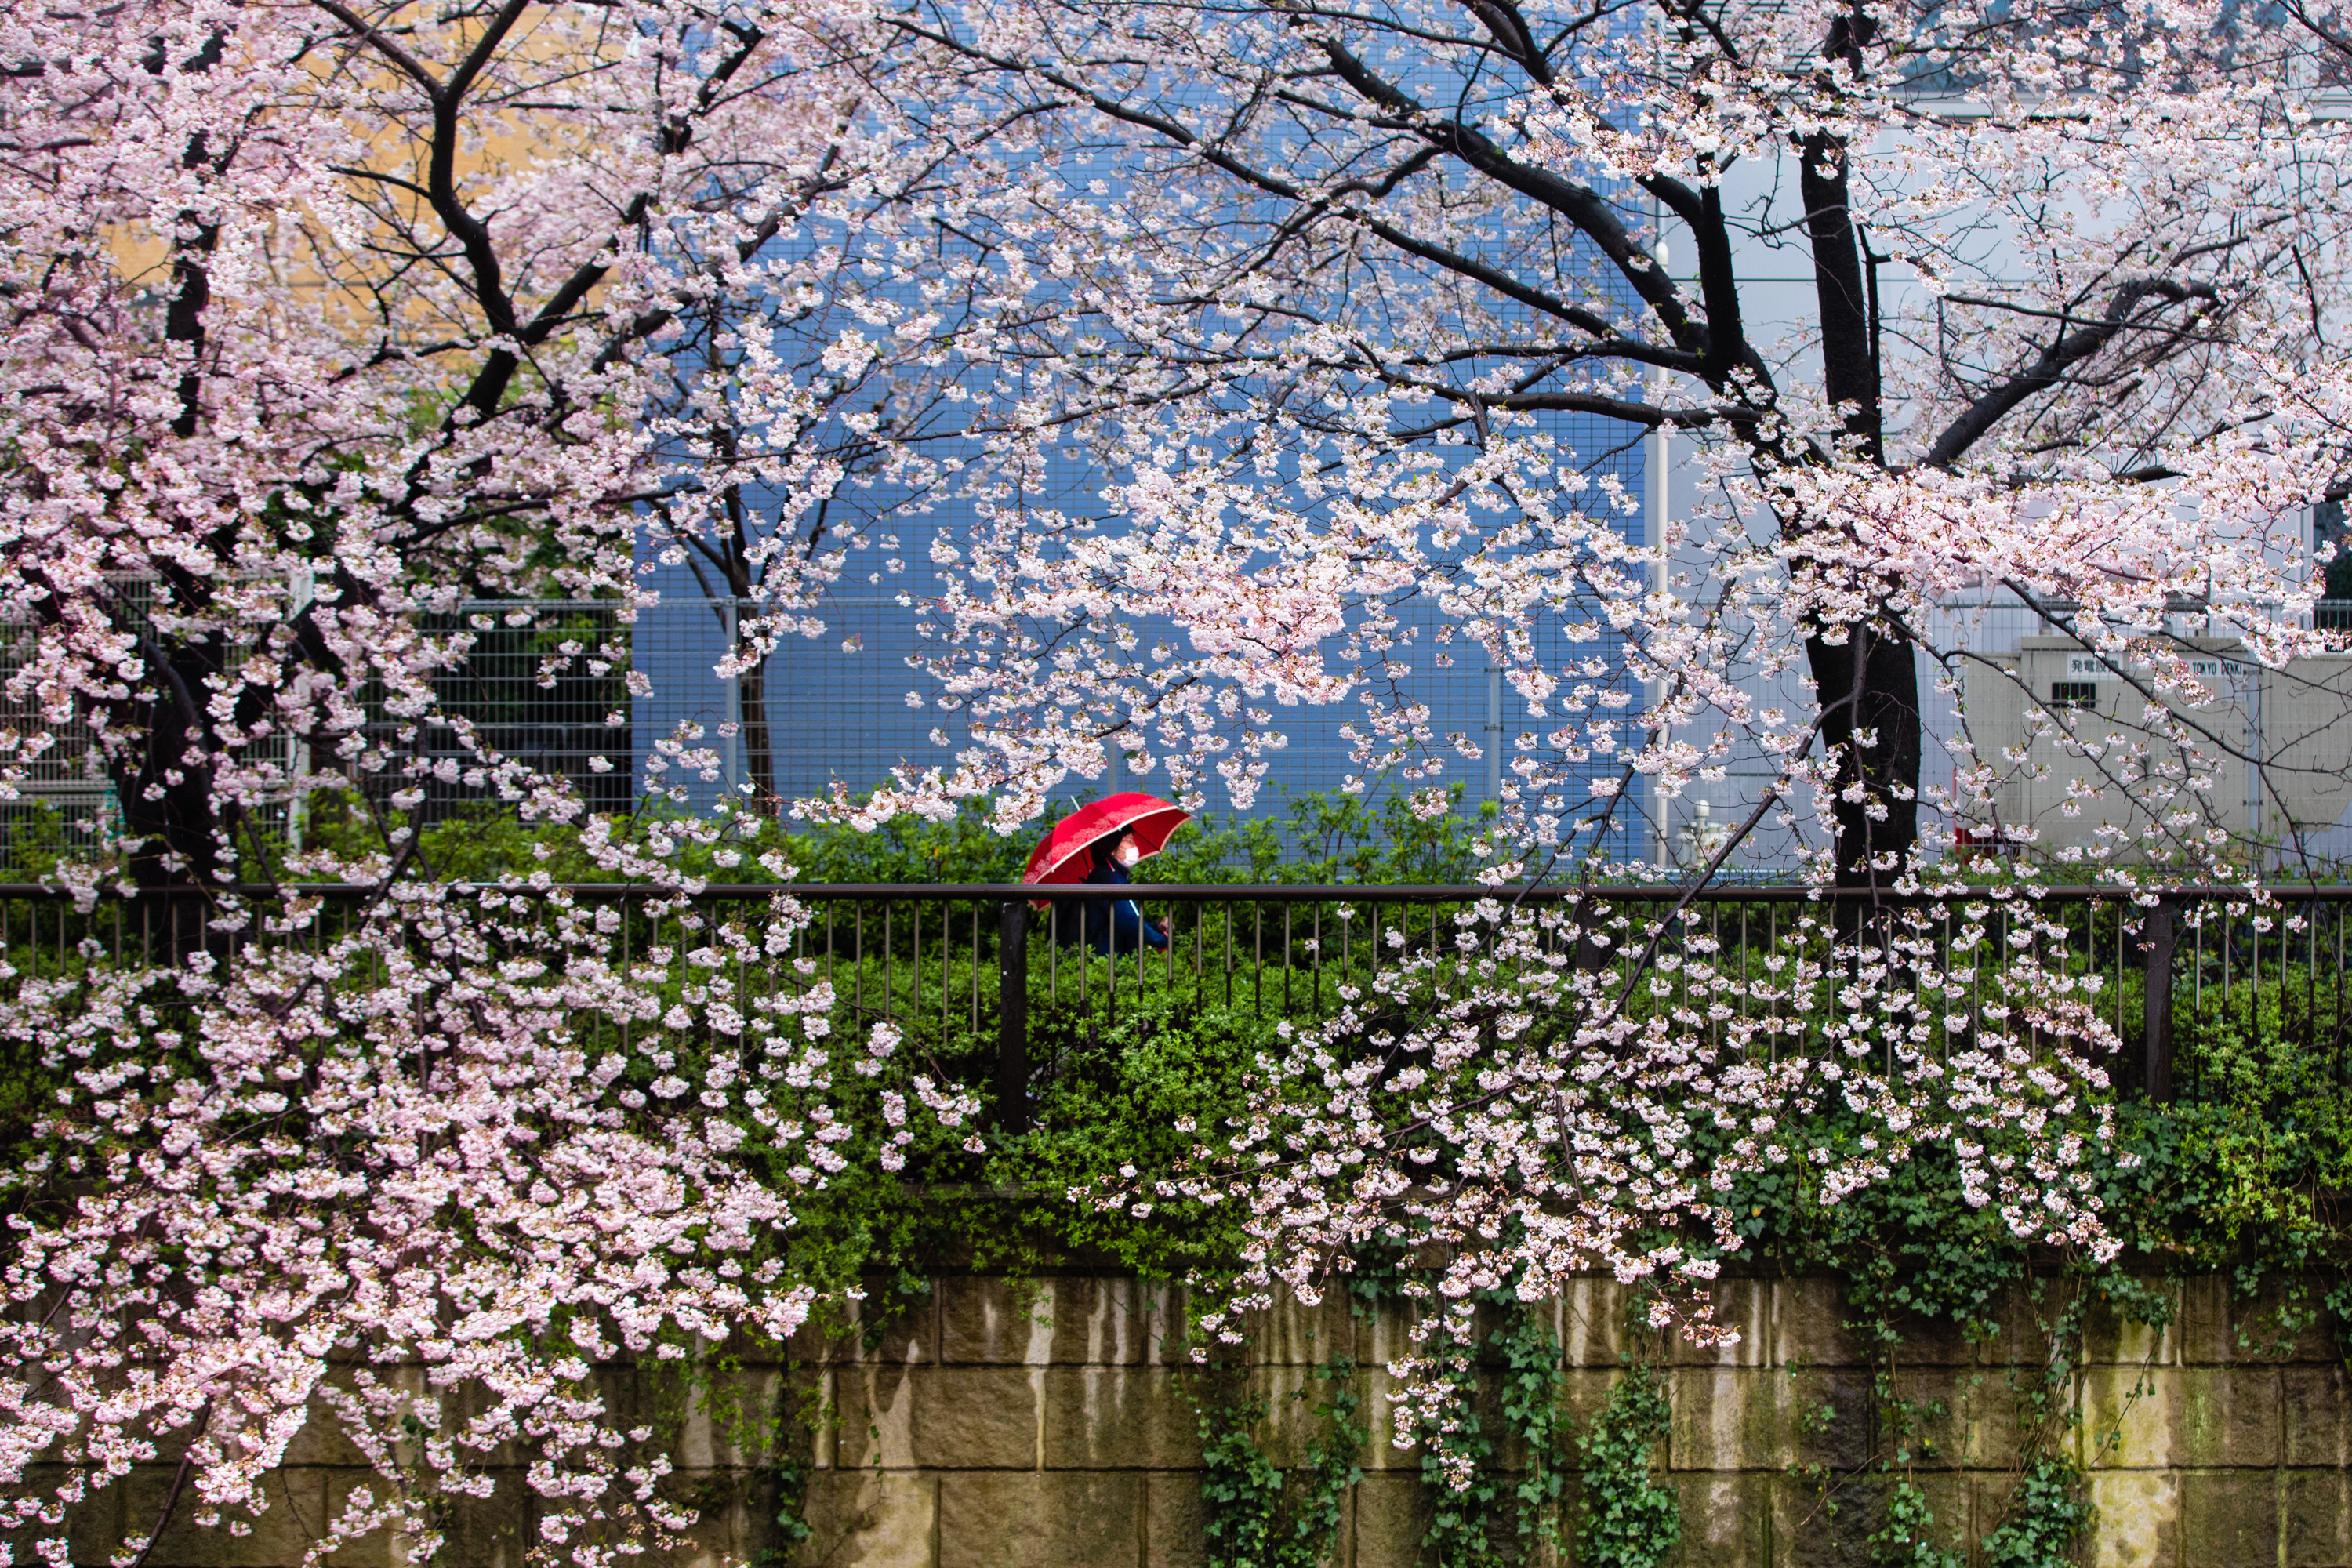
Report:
0,3,996,1560
0,880,874,1564
823,0,2352,1479
829,0,2352,889
0,0,999,884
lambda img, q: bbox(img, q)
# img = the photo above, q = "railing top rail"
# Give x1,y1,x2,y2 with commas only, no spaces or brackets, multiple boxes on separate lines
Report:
1,881,2341,903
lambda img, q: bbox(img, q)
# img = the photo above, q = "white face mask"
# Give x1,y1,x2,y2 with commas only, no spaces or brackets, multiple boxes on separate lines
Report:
1116,842,1142,866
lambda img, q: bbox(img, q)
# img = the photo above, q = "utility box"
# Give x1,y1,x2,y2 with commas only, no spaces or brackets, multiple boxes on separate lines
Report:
1957,636,2352,863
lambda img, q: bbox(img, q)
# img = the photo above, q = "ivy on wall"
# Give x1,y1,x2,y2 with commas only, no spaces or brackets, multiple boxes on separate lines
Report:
1196,1357,1366,1568
1575,1363,1679,1568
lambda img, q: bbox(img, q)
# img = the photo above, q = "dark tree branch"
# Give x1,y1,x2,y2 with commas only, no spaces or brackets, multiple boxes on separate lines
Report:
1924,277,2220,469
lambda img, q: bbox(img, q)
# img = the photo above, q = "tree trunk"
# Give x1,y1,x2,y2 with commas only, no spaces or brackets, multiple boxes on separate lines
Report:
738,649,779,815
1805,620,1921,890
1796,14,1916,888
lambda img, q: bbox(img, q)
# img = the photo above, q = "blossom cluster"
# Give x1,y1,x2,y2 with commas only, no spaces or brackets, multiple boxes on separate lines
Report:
0,878,964,1564
1086,888,2127,1481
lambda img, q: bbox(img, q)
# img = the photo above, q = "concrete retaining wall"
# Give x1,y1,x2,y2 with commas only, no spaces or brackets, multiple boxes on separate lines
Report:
37,1275,2352,1568
784,1274,2352,1568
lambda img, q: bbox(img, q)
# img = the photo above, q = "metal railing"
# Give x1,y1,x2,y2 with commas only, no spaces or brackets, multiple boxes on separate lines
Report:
2,882,2346,1131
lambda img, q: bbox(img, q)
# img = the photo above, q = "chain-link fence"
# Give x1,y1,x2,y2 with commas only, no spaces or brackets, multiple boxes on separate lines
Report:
0,590,1648,857
629,592,1648,852
17,583,2352,874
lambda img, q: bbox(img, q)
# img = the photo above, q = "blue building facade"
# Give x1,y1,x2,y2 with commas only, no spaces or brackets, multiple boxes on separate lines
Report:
630,403,1650,852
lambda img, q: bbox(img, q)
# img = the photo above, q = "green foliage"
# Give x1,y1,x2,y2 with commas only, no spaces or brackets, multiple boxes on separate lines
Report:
1414,1350,1502,1568
1575,1363,1679,1568
1140,782,1494,886
1865,1353,1965,1568
1200,1396,1287,1568
1379,1294,1583,1568
384,778,1492,888
680,1335,823,1565
753,1461,814,1564
788,800,1058,884
0,798,100,879
1979,1456,2089,1568
1871,1479,1963,1568
22,777,2352,1564
1287,1365,1366,1568
415,804,611,881
1196,1359,1365,1568
1497,1313,1570,1555
994,992,1272,1279
2116,980,2352,1272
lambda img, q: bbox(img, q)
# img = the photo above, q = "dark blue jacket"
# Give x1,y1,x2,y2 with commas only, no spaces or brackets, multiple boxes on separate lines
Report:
1077,855,1168,955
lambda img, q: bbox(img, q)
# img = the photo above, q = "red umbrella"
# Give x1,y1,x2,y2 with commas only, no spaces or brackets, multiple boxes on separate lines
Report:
1022,791,1192,886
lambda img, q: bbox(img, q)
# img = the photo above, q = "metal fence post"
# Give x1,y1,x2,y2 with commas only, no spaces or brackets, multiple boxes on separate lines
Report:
997,899,1029,1135
722,598,741,797
2143,899,2176,1104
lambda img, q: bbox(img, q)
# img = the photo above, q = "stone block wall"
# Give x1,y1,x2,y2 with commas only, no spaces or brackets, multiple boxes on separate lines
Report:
32,1274,2352,1567
786,1274,2352,1568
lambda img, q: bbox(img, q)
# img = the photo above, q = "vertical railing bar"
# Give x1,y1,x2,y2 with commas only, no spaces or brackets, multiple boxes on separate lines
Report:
1711,903,1722,1054
971,902,981,1039
2080,896,2096,1039
2198,895,2209,1099
1254,903,1263,1020
1671,904,1682,1023
997,898,1028,1137
2143,895,2176,1105
1967,901,1980,1027
1193,901,1203,1010
1283,904,1292,1018
1816,902,1835,1048
1224,902,1233,1011
1942,902,1953,1068
1885,911,1896,1083
2251,898,2263,1040
2308,896,2318,1038
2114,897,2124,1040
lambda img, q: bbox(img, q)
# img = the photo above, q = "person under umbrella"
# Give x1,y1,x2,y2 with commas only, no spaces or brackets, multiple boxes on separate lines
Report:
1021,792,1190,956
1071,822,1170,956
